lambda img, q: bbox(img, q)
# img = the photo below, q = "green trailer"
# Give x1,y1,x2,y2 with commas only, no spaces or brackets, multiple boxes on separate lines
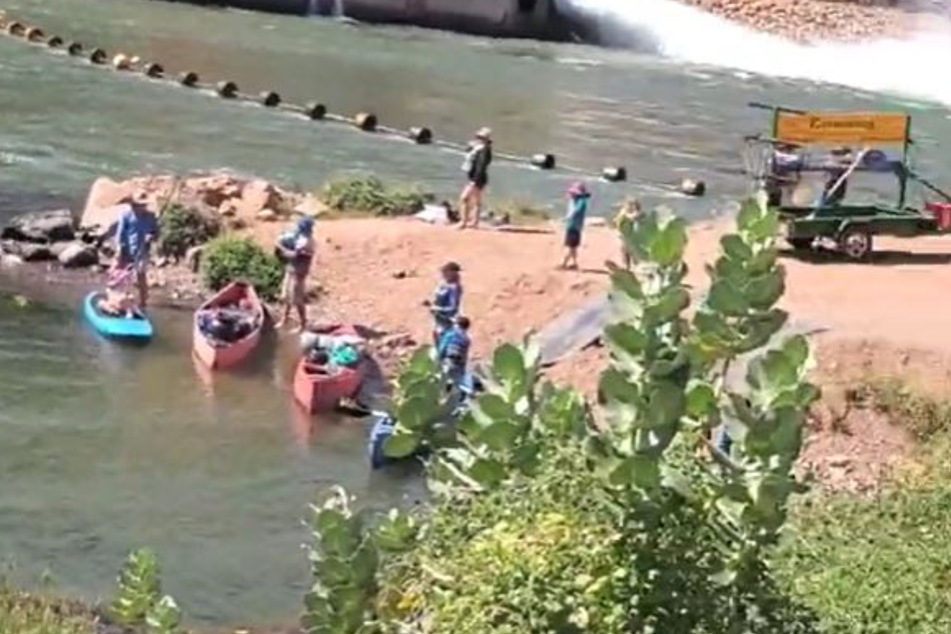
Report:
744,103,951,259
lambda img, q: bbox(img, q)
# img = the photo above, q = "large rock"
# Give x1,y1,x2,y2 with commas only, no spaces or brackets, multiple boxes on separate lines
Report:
1,240,53,262
58,242,99,268
81,177,137,241
81,204,128,242
1,209,75,243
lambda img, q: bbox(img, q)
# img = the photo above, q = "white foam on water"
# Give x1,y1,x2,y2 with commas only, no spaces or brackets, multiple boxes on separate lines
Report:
558,0,951,105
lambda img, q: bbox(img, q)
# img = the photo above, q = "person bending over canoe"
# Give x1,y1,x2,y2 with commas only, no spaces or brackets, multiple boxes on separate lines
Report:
275,216,316,332
115,190,159,310
424,261,463,344
437,315,471,388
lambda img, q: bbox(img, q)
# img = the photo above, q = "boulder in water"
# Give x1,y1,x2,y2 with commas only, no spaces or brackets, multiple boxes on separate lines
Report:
1,240,53,262
0,209,75,243
58,242,99,268
680,178,707,197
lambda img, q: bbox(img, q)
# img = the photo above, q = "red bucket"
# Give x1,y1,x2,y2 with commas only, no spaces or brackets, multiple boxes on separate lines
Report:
926,202,951,231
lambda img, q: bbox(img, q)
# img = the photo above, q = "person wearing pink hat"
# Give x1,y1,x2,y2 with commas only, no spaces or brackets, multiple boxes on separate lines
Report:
458,127,493,230
561,181,592,270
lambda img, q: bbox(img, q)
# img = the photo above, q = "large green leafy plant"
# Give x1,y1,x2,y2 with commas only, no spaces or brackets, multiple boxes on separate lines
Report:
302,196,819,633
110,549,182,634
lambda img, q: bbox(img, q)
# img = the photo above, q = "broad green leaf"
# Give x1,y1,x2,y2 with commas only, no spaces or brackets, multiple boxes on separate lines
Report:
492,344,525,390
642,382,685,430
737,197,764,233
782,335,810,370
645,286,690,324
383,429,421,459
708,279,748,316
479,420,522,451
604,323,647,356
609,267,644,300
720,234,753,261
397,396,431,432
468,458,506,488
374,510,418,553
745,268,785,310
650,217,688,267
472,393,514,424
686,381,718,420
599,368,639,404
735,309,787,353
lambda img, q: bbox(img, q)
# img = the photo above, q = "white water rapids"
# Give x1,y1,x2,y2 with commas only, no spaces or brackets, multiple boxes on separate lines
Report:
557,0,951,106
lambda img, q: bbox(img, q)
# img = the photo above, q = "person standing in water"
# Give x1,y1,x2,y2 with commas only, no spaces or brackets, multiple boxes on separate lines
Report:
459,127,493,230
114,190,159,310
613,197,641,270
275,216,316,332
561,182,591,270
425,261,463,344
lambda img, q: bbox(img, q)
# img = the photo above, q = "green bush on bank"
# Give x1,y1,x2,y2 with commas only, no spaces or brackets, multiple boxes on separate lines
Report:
158,204,219,260
201,236,283,301
321,174,432,217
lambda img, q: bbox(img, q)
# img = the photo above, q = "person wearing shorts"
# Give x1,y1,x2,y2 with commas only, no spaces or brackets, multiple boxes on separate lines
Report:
276,216,316,331
115,190,159,310
459,127,493,230
561,182,591,270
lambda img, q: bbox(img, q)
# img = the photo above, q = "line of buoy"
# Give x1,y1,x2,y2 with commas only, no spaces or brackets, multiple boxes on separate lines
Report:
0,13,654,193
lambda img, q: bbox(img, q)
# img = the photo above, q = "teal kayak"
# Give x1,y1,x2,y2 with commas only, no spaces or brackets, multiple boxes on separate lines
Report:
83,291,154,341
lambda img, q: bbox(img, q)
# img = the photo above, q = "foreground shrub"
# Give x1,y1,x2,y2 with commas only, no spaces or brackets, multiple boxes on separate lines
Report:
0,586,95,634
202,236,283,301
302,195,823,634
158,204,219,259
110,548,182,634
321,174,432,217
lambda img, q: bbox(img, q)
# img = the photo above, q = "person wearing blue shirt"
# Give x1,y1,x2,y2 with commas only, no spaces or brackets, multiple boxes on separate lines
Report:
437,316,471,387
561,182,591,270
114,190,159,309
425,261,463,344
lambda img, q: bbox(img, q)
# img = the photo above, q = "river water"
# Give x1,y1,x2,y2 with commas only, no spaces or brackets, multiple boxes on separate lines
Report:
2,0,951,626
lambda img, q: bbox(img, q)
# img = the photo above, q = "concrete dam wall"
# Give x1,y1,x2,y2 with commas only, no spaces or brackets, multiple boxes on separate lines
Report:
163,0,572,40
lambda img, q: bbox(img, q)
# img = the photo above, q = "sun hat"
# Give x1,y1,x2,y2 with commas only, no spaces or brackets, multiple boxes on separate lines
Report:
475,127,492,141
567,181,589,197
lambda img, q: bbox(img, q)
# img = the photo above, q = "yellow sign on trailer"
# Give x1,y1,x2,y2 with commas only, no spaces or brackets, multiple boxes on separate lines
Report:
775,111,910,145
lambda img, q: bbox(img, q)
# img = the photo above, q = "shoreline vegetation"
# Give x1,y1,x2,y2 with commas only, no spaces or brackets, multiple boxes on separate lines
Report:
6,176,951,631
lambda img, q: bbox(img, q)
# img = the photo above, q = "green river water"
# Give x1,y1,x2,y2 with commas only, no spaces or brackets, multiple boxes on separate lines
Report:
1,0,951,626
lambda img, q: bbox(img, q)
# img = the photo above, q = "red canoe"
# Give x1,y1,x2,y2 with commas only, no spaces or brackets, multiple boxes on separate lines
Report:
193,281,265,370
293,324,365,414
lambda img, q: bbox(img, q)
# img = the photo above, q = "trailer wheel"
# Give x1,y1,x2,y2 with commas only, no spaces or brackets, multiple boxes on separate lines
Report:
837,228,873,260
787,237,813,251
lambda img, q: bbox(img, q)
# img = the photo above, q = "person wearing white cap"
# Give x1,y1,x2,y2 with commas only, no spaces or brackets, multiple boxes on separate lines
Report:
458,127,493,229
